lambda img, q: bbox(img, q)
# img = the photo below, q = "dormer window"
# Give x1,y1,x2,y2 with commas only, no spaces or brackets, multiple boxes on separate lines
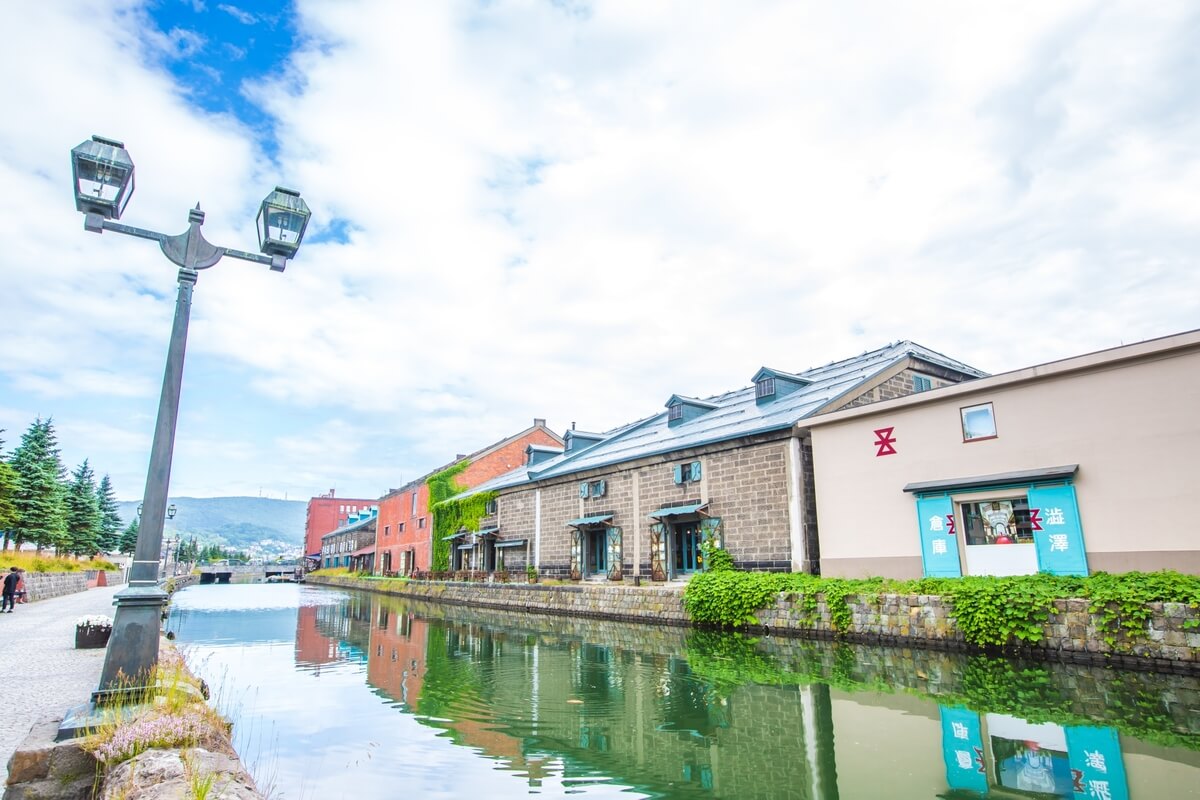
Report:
751,367,812,405
665,394,718,427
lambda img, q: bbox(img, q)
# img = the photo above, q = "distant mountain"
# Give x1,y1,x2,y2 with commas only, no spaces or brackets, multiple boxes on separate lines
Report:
117,496,306,550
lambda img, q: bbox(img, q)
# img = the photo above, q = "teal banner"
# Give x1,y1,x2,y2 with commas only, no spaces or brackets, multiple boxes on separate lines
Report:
940,706,988,794
1028,484,1089,576
1066,726,1129,800
916,495,961,577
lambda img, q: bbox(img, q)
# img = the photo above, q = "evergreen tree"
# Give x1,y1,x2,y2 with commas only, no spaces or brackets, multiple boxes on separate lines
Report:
119,518,140,554
10,419,67,551
94,474,123,554
0,431,18,549
64,459,102,556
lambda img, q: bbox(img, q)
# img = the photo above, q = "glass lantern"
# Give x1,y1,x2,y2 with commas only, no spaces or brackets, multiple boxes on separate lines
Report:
70,136,135,220
257,187,311,258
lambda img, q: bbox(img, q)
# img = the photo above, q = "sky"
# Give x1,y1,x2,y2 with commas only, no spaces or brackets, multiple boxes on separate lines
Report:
1,0,1198,503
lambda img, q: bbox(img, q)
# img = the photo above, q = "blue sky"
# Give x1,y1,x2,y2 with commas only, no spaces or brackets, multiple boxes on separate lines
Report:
1,1,1198,502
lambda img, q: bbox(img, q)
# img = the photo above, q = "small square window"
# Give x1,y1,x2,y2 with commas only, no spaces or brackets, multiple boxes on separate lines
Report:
913,375,932,393
755,377,776,399
668,404,683,421
399,522,406,533
485,499,498,514
418,517,426,529
961,402,997,441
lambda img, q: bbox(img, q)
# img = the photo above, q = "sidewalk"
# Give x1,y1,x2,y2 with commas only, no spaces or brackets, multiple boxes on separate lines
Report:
0,584,122,785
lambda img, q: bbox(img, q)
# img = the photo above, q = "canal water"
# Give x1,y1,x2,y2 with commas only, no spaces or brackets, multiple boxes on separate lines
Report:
167,583,1200,799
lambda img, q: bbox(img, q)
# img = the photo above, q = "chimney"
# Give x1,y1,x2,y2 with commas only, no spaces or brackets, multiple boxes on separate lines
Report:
534,418,546,427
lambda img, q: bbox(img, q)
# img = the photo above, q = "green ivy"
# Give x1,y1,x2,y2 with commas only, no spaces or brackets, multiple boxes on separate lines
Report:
427,460,497,572
1082,571,1200,649
683,569,1200,650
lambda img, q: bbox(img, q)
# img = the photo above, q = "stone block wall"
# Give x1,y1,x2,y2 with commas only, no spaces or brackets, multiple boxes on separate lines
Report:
23,573,89,602
493,434,797,579
308,575,1200,673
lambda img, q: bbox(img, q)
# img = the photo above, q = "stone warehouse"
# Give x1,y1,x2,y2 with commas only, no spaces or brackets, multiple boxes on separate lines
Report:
451,342,985,580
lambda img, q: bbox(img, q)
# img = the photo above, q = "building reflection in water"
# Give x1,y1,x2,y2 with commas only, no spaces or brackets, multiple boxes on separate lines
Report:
221,586,1199,800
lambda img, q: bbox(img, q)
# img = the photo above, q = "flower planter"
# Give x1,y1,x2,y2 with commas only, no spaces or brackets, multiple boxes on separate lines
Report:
76,625,112,649
75,615,114,649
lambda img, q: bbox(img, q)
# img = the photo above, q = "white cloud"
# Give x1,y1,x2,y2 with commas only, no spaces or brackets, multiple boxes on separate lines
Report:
2,0,1197,501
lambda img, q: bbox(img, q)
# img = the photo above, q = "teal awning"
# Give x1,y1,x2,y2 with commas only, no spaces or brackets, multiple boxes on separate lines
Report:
566,514,614,528
456,543,474,550
442,531,467,541
495,539,528,549
648,502,708,520
478,527,499,536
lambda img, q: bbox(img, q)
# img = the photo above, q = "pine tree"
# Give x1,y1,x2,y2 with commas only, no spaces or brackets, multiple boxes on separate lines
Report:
119,518,140,554
0,431,18,549
10,419,67,552
95,475,123,554
64,459,102,556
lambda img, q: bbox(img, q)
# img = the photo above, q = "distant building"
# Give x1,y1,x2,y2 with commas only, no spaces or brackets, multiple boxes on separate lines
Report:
320,508,378,571
375,419,563,575
304,491,376,568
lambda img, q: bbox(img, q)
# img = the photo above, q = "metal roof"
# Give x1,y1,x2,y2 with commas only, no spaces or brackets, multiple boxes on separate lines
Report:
528,341,984,481
566,514,615,527
648,502,709,519
320,513,377,540
446,341,983,500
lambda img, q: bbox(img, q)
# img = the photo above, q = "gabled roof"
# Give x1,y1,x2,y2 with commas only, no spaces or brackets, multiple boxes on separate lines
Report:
664,394,719,410
447,341,983,499
379,419,564,499
525,341,983,481
320,512,377,541
751,367,811,385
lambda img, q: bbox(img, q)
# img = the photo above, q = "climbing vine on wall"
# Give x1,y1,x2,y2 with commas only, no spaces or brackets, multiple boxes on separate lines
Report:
427,460,497,572
683,570,1200,651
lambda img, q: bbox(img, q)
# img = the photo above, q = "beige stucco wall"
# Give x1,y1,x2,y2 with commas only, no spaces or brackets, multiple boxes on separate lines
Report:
810,340,1200,578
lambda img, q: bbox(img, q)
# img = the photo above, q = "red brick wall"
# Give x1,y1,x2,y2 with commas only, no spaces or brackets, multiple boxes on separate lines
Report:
377,484,429,575
304,496,375,557
375,425,563,574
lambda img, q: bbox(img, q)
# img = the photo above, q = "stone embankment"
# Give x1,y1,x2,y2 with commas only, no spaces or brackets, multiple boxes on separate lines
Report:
305,575,1199,673
5,640,260,800
24,572,125,602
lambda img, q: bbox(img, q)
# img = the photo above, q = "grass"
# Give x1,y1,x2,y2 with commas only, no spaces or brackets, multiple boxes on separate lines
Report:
82,647,233,767
0,550,119,573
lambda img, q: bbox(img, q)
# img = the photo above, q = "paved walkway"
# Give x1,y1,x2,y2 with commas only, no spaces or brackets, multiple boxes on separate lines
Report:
0,584,122,784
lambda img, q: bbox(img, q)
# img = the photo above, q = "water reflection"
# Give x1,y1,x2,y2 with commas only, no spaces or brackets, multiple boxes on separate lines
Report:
167,584,1200,800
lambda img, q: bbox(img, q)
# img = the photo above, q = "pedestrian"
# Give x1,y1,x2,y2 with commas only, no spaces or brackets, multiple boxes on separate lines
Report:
15,569,27,604
1,566,18,613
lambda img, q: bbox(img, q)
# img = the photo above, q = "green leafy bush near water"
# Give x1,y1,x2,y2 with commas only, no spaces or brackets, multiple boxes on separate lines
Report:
682,569,1200,649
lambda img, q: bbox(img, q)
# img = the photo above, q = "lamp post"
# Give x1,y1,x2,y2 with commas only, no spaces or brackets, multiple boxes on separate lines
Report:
71,135,311,696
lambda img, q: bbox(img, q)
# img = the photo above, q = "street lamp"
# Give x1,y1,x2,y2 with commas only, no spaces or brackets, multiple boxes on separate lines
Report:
71,135,311,696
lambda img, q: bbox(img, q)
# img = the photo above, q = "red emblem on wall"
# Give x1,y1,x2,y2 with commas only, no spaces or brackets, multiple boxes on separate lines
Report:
1029,508,1043,531
946,514,956,536
873,427,897,457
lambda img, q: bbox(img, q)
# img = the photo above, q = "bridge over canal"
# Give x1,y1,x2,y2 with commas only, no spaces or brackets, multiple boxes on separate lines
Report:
196,564,303,584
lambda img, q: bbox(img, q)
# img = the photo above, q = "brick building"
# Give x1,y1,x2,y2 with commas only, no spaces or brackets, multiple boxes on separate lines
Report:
320,508,378,571
456,342,983,580
374,419,563,576
304,491,376,566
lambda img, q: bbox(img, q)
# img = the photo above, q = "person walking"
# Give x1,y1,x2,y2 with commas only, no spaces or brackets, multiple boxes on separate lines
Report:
1,567,19,613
